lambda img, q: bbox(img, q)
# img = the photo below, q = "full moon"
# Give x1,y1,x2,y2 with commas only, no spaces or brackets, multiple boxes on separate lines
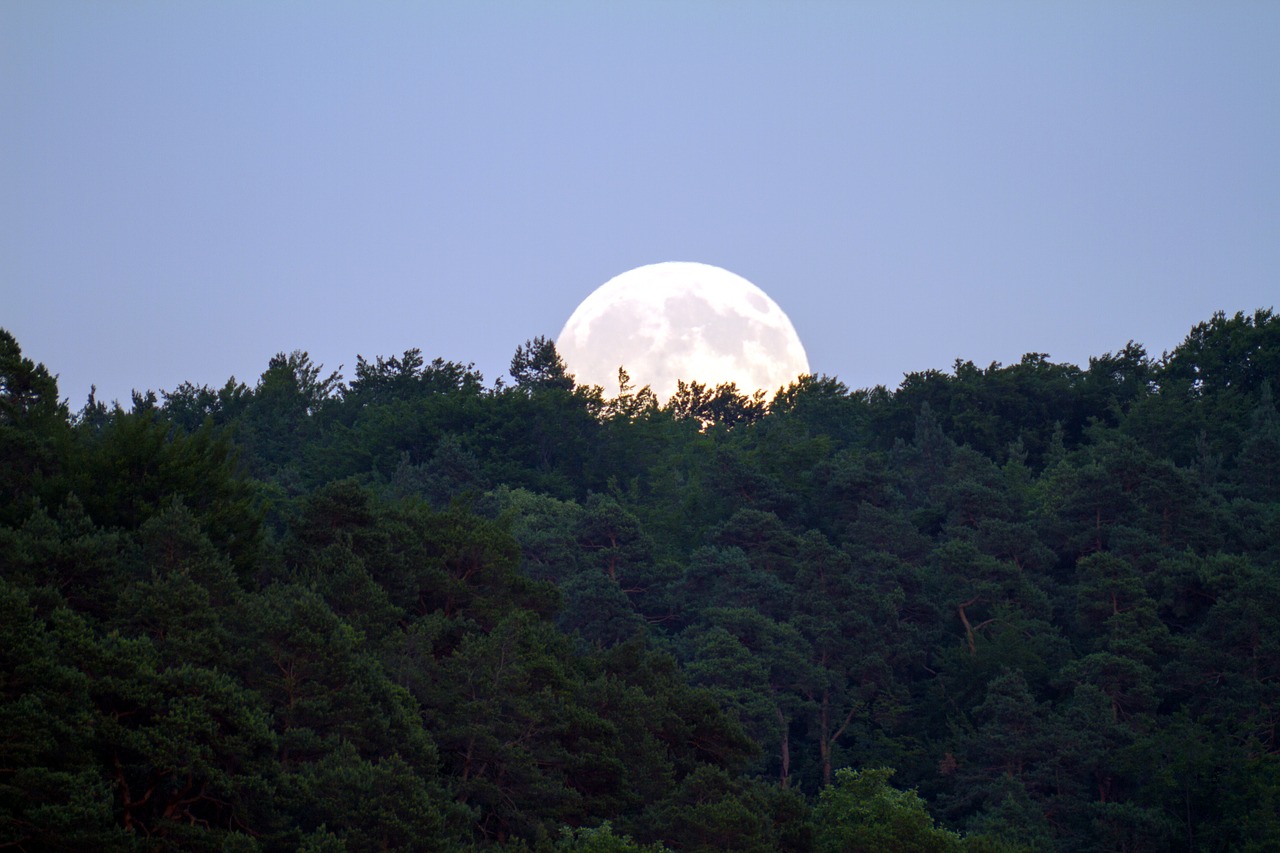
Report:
556,262,810,403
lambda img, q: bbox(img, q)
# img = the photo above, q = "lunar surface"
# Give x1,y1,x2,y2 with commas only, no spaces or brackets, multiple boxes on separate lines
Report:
556,262,810,403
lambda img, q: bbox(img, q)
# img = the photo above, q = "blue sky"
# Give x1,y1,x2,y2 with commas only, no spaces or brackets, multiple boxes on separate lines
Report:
3,2,1277,408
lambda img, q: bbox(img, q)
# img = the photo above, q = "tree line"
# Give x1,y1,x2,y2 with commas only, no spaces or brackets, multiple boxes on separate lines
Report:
1,307,1277,851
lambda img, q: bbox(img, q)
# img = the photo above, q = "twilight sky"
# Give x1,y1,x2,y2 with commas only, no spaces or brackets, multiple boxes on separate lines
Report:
3,2,1277,408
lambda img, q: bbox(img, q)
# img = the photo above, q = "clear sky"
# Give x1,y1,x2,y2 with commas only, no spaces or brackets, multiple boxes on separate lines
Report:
3,2,1277,408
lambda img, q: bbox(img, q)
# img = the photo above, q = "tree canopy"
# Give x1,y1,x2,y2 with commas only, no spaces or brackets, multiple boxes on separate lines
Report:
2,308,1278,851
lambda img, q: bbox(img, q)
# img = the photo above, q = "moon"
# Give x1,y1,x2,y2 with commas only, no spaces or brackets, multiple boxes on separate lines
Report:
556,261,810,403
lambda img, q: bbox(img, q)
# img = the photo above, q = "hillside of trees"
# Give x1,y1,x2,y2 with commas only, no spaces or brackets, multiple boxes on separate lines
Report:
2,308,1278,851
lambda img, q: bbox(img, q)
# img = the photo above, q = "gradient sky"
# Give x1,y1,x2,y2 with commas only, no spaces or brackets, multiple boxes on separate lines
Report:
4,2,1277,408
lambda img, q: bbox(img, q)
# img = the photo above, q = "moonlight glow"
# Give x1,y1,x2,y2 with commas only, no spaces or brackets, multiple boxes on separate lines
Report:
556,262,810,403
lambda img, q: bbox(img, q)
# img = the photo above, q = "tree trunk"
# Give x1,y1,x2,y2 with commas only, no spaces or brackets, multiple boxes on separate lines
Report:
775,704,790,788
818,690,859,787
958,598,979,657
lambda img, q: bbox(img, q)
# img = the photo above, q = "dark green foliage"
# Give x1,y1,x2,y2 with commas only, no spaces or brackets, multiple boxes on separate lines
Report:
4,310,1279,850
547,821,667,852
510,337,576,393
348,349,485,409
71,407,264,578
161,377,251,434
812,767,964,852
666,380,768,429
1235,382,1280,501
0,580,114,850
0,330,72,526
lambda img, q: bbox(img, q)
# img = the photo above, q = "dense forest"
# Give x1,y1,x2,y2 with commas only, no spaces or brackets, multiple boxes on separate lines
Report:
2,308,1278,852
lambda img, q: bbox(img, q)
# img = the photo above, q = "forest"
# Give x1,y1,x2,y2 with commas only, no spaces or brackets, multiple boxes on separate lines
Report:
2,307,1278,852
